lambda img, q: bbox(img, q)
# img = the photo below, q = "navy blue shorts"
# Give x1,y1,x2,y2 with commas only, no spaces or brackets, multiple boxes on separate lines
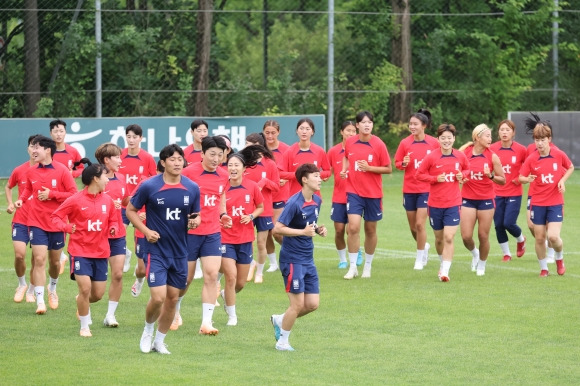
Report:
462,198,495,211
71,256,109,281
121,208,130,225
346,193,383,221
402,193,429,211
254,216,274,232
29,226,65,250
428,206,461,231
526,195,532,210
330,202,348,224
221,242,253,264
530,204,563,225
108,237,126,256
273,201,286,210
12,223,30,244
187,232,222,261
146,253,188,289
135,236,147,260
280,262,319,295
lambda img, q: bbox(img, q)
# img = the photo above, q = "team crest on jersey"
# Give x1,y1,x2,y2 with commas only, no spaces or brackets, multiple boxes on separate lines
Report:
102,205,107,213
262,172,267,179
139,166,144,174
455,162,459,170
75,260,80,271
68,160,73,168
427,150,431,154
293,279,299,290
184,195,190,205
553,163,558,171
245,194,250,203
220,245,226,254
512,156,516,164
122,188,125,195
149,272,155,283
368,154,373,162
52,179,57,188
219,185,224,194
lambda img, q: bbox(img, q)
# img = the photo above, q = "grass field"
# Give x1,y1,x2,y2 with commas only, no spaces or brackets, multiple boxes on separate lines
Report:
1,171,579,385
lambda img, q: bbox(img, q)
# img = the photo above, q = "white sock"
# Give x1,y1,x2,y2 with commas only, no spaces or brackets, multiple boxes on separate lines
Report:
60,251,67,262
337,248,347,263
477,259,487,270
35,286,45,304
202,303,215,325
80,315,90,330
144,322,155,333
48,277,58,292
195,261,203,275
154,330,166,344
516,233,525,243
267,253,277,266
107,301,118,317
470,248,480,259
217,272,223,282
278,328,291,345
17,275,26,287
256,263,265,276
555,250,563,260
438,255,443,262
539,258,548,270
348,252,358,268
176,296,184,312
364,253,374,267
499,242,511,256
416,250,423,260
225,305,236,318
440,260,452,276
547,247,555,258
27,284,35,295
137,277,144,284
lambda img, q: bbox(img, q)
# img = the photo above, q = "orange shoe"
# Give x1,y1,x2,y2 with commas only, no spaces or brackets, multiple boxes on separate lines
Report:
14,285,27,303
170,312,182,331
48,290,59,310
254,274,263,284
199,324,219,335
247,260,256,282
556,259,566,276
26,293,36,303
59,260,66,275
80,328,92,337
36,303,47,315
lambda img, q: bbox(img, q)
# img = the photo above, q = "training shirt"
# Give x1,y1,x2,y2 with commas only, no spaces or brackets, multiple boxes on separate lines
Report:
221,180,264,244
415,148,470,208
131,174,200,259
8,161,34,225
344,135,391,199
327,143,348,204
183,144,203,166
461,146,496,201
182,162,228,236
394,134,439,193
53,144,83,178
120,148,157,196
271,141,290,203
490,141,527,197
280,142,331,197
104,172,129,239
243,157,279,217
520,149,572,206
19,162,77,232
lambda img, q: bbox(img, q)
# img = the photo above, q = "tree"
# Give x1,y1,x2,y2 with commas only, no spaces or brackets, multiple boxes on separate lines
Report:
190,0,215,116
390,0,412,123
23,0,40,117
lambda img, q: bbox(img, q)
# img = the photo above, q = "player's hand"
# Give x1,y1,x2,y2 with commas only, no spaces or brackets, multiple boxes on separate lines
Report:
279,179,288,187
38,186,51,201
456,169,465,183
188,213,201,230
303,223,317,237
220,214,232,229
240,214,252,225
113,199,122,209
356,160,370,172
7,204,15,214
14,200,23,208
483,165,492,178
526,174,537,183
402,154,411,167
558,180,566,193
436,173,446,183
145,229,160,243
315,224,327,237
65,223,76,234
339,170,348,179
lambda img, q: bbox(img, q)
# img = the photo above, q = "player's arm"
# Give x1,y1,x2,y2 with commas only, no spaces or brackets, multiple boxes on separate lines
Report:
219,191,232,228
489,153,505,185
557,164,574,193
51,199,76,233
126,202,159,242
273,221,317,238
5,184,15,213
340,156,349,179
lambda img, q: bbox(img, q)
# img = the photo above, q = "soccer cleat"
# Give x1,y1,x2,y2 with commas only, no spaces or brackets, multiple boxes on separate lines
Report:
361,265,371,278
470,256,479,272
545,256,555,264
423,242,430,267
275,342,295,351
59,252,67,275
140,330,153,353
80,328,92,338
103,314,119,328
356,249,363,266
438,271,450,282
48,290,59,310
36,303,47,315
266,265,279,273
152,341,171,355
413,258,424,270
343,267,358,280
502,255,512,262
123,249,132,273
476,268,485,277
539,269,549,277
194,265,203,279
26,292,36,303
254,274,263,284
337,262,348,269
170,312,182,331
131,279,143,297
556,260,566,276
271,315,281,341
14,285,27,303
516,236,526,258
199,324,219,335
226,316,238,326
247,260,256,281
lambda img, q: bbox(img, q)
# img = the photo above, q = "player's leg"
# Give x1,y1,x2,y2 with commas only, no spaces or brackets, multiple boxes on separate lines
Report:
104,251,124,327
475,208,494,276
460,205,479,271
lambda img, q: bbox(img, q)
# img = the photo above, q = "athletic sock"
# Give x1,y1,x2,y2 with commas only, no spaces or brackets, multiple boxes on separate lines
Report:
176,296,184,312
539,258,548,271
202,303,215,325
555,250,563,260
137,277,144,284
364,253,374,267
225,305,236,318
107,301,118,317
279,328,291,345
80,315,90,330
27,284,35,295
48,277,58,292
337,248,347,263
516,233,525,243
144,322,155,334
499,242,511,256
348,252,358,269
470,248,480,259
256,263,265,276
35,286,45,304
440,260,452,276
267,253,277,266
17,275,26,287
154,330,166,344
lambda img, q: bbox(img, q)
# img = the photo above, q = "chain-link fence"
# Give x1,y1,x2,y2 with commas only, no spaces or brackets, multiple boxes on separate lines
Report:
1,1,579,146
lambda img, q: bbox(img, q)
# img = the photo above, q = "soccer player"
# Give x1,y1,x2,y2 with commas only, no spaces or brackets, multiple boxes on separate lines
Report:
95,143,130,327
183,119,209,165
459,124,505,276
5,135,39,303
220,150,264,325
120,124,157,273
519,121,573,277
14,135,77,314
416,124,470,282
341,111,391,279
51,162,119,337
490,120,528,262
181,136,232,335
127,144,201,354
327,120,357,269
394,110,439,270
270,163,327,351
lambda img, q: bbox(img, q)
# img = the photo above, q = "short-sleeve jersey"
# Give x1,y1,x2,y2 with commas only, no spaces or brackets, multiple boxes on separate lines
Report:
525,142,559,197
461,146,495,201
120,148,157,196
8,161,34,225
182,162,229,236
104,172,129,239
490,140,527,197
183,144,202,165
344,135,391,198
243,157,279,217
327,143,348,204
53,144,83,178
394,134,439,193
271,141,290,203
221,180,264,244
520,148,572,206
415,148,470,208
130,174,200,259
280,142,331,197
278,191,322,264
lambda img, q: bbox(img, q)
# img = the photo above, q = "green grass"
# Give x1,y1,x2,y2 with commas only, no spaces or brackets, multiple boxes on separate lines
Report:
1,171,579,385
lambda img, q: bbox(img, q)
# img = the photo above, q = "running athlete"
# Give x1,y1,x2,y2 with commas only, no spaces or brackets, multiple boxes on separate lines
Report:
184,119,209,165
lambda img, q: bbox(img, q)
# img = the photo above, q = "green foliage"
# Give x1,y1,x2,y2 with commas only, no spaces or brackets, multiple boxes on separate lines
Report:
32,97,54,118
1,97,20,118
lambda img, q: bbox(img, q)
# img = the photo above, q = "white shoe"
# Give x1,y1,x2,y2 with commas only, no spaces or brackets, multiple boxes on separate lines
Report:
226,316,238,326
152,340,171,355
266,265,279,273
343,266,358,280
476,268,485,276
194,263,203,279
413,258,424,270
131,279,143,297
140,330,153,353
103,314,119,327
471,255,479,272
361,265,371,278
275,342,295,351
123,249,132,273
423,243,430,267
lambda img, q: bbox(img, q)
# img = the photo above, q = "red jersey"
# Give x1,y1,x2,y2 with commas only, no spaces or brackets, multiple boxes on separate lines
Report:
104,172,129,239
344,135,391,199
8,161,34,225
271,141,290,203
461,146,495,200
53,144,83,178
416,149,470,208
280,142,331,197
131,179,148,239
243,157,279,217
182,162,229,235
394,134,439,193
221,180,264,244
327,143,348,204
120,148,157,196
51,188,119,258
520,149,572,206
490,141,527,197
183,144,203,166
19,162,77,231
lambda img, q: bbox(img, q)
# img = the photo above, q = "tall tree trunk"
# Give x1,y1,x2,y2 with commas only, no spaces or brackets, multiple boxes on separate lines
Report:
390,0,412,124
23,0,40,117
190,0,214,116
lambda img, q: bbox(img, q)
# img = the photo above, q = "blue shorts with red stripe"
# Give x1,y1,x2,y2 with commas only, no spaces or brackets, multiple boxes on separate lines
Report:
146,253,188,289
12,223,30,244
280,262,319,295
70,256,108,281
108,237,126,256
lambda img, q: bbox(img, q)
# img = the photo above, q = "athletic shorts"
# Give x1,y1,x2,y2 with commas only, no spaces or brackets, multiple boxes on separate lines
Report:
29,226,65,250
527,195,532,210
273,201,286,210
530,204,563,225
135,236,147,260
12,223,30,243
187,232,222,261
121,208,131,225
70,256,108,281
330,202,348,224
254,216,274,232
462,198,495,211
221,242,253,264
146,253,188,289
346,193,383,221
428,206,461,231
109,237,126,256
403,192,429,211
280,262,319,295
